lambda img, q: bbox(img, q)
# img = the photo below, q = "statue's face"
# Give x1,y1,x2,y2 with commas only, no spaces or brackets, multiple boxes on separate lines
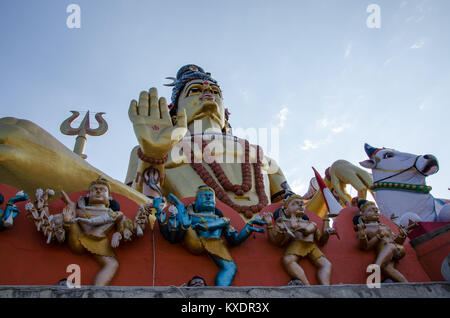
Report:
286,198,304,217
177,79,225,128
195,190,216,212
88,184,109,206
362,204,379,221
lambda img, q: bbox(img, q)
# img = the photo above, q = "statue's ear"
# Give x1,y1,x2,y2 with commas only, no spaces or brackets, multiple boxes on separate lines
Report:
359,159,376,169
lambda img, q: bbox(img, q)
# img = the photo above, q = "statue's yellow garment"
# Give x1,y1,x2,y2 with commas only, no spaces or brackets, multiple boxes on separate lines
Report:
183,228,233,261
285,240,324,261
67,223,115,257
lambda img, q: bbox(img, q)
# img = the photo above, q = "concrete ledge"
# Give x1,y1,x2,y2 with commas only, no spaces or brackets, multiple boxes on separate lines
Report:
0,282,449,298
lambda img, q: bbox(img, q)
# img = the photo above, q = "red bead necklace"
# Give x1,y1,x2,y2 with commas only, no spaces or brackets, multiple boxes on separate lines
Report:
189,137,269,218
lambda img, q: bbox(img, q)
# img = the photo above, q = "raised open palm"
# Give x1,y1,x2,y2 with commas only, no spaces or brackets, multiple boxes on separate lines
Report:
128,87,187,158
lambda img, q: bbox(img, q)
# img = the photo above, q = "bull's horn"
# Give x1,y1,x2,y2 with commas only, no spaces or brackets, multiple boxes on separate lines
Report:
364,143,379,158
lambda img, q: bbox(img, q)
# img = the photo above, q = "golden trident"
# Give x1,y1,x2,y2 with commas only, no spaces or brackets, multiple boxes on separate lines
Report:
60,111,108,159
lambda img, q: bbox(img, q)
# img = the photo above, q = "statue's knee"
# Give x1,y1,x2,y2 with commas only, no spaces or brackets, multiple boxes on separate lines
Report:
104,256,119,271
323,258,332,270
282,255,295,267
223,260,237,274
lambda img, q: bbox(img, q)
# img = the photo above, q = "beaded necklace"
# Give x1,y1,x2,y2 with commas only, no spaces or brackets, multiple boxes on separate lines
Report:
189,137,268,218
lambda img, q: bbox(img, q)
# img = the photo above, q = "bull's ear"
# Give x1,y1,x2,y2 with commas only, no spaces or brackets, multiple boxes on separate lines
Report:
359,159,376,169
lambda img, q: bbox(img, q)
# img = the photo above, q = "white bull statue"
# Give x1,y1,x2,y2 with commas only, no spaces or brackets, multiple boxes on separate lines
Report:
359,143,450,225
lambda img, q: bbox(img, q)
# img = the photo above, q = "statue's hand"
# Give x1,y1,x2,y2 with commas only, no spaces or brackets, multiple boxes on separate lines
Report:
152,197,166,211
61,190,76,223
128,87,187,158
192,222,207,232
246,218,266,234
261,212,273,225
111,232,122,248
123,228,133,241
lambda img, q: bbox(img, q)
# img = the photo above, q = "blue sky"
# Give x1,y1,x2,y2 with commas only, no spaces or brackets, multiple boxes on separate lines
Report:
1,0,448,199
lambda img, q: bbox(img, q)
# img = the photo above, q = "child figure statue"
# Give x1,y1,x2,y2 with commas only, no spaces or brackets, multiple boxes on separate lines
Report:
354,200,418,282
26,177,153,286
262,193,337,285
152,185,266,286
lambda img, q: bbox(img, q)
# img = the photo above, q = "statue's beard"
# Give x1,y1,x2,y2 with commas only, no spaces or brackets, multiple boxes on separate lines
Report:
188,103,224,128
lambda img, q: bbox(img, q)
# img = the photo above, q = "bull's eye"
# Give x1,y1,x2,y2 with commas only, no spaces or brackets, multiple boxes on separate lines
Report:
383,152,394,159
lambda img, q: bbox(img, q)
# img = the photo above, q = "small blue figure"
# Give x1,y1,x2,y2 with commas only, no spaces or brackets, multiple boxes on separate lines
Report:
0,191,29,231
153,185,265,286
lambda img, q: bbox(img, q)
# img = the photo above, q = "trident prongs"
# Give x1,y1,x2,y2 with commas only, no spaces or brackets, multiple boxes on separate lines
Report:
60,111,108,158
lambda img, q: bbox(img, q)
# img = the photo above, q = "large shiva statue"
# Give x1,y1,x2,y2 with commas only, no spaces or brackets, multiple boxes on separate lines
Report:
152,185,265,286
126,64,291,220
0,64,291,221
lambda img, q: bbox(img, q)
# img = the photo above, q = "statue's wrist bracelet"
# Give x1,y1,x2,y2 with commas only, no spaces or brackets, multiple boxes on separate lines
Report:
137,148,168,165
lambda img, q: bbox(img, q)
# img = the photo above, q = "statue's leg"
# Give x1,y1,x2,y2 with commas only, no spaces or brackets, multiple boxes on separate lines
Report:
92,255,119,286
0,117,147,205
282,254,310,286
310,255,332,285
375,244,396,268
382,262,407,282
210,255,237,286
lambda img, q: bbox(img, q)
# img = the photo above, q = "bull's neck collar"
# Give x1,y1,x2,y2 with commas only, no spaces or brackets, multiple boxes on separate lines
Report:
371,181,431,194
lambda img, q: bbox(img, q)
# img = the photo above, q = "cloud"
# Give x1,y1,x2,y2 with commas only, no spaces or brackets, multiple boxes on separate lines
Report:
345,43,352,58
410,39,425,49
316,117,351,134
300,139,320,151
331,123,351,134
400,1,408,8
318,118,330,128
383,57,393,67
276,106,289,129
419,102,426,111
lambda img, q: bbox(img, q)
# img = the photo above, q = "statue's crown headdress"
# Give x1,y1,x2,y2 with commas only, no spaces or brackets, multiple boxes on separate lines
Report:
283,191,303,209
165,64,218,117
89,177,111,194
195,185,215,198
357,199,376,213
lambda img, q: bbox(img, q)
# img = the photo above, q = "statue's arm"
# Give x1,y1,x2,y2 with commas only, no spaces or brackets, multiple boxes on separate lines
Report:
152,194,189,243
262,212,290,247
316,217,339,246
356,224,378,250
127,88,188,195
265,157,290,203
224,218,265,246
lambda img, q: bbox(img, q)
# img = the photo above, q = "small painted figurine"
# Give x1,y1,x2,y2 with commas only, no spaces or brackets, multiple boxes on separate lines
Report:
354,200,418,282
152,185,266,286
26,177,153,286
262,193,337,285
0,191,29,230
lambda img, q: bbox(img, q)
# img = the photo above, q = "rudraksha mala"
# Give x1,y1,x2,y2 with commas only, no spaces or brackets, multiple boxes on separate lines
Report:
190,137,268,218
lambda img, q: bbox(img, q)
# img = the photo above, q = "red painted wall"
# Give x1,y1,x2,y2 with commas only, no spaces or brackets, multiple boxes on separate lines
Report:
0,184,430,286
412,230,450,281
